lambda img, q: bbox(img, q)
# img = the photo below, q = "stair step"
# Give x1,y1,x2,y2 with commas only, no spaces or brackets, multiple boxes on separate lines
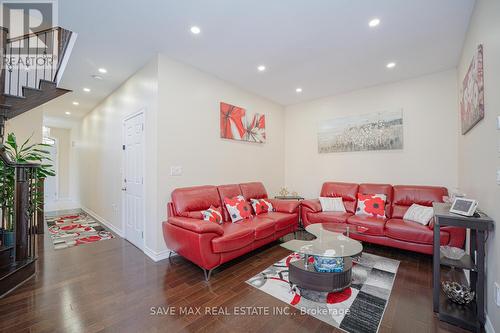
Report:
38,79,57,90
3,93,26,100
0,246,13,269
22,86,44,98
0,259,36,297
0,245,13,253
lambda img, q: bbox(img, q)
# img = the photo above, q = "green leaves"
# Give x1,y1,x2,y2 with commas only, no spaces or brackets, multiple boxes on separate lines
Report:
1,132,56,229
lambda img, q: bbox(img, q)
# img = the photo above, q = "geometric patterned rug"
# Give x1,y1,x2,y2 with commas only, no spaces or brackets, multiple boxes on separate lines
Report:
246,252,399,333
46,211,114,250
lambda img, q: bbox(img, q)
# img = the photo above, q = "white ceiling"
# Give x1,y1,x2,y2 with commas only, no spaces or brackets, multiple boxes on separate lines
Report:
43,0,475,119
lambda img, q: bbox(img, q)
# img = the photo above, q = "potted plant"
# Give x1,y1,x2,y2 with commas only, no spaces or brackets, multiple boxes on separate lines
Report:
0,133,55,246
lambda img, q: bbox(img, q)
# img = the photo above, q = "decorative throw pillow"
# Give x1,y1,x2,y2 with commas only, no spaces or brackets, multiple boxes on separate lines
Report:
355,193,387,218
201,206,223,225
403,203,434,225
250,198,274,215
224,195,253,223
319,197,346,212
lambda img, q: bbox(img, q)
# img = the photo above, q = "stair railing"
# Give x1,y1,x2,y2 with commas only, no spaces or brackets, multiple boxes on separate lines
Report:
0,146,39,261
2,26,77,97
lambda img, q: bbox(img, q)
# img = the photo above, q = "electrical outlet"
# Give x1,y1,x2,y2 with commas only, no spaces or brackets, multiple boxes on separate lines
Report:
170,166,182,176
495,282,500,307
497,170,500,185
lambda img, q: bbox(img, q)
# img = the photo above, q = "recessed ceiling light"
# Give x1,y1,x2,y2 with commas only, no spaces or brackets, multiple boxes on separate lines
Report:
91,74,103,80
296,88,303,93
83,88,91,92
72,101,79,106
190,26,201,34
65,111,71,115
369,18,380,27
98,68,107,74
257,65,266,72
386,62,396,69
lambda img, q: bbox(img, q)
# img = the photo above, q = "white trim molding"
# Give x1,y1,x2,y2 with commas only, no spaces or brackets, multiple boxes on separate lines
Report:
485,314,495,333
143,246,172,262
81,206,124,237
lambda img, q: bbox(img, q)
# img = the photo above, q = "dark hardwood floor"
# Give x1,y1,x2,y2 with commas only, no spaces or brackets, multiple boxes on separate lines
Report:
0,229,470,333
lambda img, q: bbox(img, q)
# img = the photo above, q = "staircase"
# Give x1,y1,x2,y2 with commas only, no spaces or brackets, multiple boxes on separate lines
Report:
0,26,76,297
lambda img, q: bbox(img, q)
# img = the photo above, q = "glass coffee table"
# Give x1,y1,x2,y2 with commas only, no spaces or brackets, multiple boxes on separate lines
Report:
281,223,367,294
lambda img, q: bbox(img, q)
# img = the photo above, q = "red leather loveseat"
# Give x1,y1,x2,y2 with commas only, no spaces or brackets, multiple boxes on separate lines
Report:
301,182,465,255
163,182,299,279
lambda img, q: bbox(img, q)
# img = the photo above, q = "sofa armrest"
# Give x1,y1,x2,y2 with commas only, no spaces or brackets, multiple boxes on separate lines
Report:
268,199,300,214
441,226,466,248
168,216,224,236
301,199,322,213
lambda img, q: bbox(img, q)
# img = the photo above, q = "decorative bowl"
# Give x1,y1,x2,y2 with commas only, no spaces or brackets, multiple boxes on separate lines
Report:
440,246,466,260
441,281,475,304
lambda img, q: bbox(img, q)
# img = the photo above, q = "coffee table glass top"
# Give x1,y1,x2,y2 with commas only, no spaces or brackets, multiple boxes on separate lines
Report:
281,223,364,258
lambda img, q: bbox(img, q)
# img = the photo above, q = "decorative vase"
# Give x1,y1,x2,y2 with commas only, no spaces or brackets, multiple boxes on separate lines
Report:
3,231,15,247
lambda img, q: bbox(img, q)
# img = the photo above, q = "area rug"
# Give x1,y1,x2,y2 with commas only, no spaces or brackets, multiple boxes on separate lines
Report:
246,252,399,333
46,212,114,250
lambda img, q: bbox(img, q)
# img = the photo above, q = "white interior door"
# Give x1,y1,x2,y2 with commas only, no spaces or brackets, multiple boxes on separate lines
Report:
122,112,145,250
44,142,58,203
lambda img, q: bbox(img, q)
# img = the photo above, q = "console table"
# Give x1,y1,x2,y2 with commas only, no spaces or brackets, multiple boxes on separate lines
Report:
432,202,494,332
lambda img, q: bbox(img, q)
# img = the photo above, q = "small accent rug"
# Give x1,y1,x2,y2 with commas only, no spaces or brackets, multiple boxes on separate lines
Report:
46,212,114,250
246,252,399,333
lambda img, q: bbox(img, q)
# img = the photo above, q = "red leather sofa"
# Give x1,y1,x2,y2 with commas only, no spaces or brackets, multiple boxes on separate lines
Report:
301,182,465,255
163,182,300,279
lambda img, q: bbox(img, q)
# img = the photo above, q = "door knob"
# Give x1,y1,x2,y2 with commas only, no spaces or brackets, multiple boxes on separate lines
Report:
121,187,127,191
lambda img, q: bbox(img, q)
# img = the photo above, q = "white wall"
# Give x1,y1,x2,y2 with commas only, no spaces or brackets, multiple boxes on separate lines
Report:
77,58,159,251
5,105,43,144
155,55,285,253
457,0,500,331
284,70,459,198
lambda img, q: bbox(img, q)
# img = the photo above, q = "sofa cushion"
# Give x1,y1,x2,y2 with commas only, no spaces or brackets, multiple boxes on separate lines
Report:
347,215,387,236
358,183,393,218
403,203,434,225
240,182,268,200
217,184,243,221
224,195,253,223
172,185,222,218
320,182,359,214
202,206,223,224
319,197,346,212
355,193,387,218
250,198,274,215
261,212,297,231
385,218,449,245
306,211,352,224
212,222,255,253
392,185,447,219
245,216,276,239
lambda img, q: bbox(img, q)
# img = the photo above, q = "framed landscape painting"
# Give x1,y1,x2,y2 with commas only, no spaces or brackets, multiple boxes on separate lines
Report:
220,102,266,143
460,44,484,135
318,110,403,153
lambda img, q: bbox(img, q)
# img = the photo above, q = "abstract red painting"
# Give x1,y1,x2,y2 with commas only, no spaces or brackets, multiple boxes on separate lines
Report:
220,102,266,143
460,44,484,135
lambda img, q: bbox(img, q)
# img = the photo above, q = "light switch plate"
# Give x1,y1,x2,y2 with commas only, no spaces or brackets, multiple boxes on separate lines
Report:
497,170,500,185
170,166,182,176
497,116,500,130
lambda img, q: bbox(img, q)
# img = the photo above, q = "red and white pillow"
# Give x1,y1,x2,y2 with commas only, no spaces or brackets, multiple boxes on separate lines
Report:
201,206,223,224
224,195,253,223
250,198,273,215
355,193,387,218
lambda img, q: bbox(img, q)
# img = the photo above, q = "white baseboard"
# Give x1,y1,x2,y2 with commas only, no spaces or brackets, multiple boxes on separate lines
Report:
143,246,172,262
81,206,124,237
485,314,496,333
